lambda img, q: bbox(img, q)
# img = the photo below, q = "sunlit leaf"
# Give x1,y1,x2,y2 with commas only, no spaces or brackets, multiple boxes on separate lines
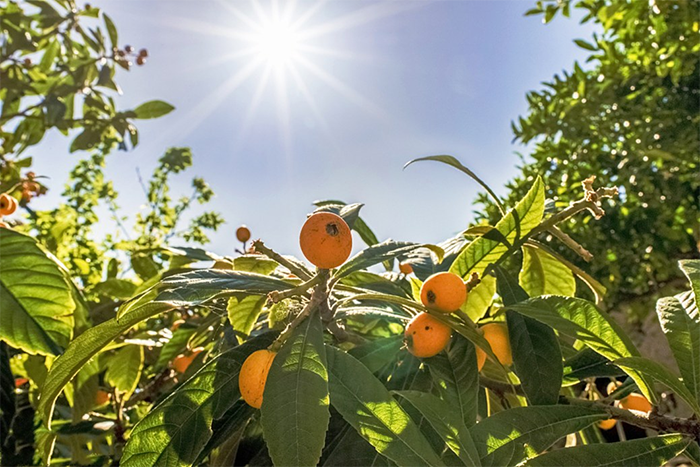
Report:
0,229,74,356
261,311,330,467
326,346,444,466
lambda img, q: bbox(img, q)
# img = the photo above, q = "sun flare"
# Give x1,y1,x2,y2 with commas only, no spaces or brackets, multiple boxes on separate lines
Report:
254,19,301,67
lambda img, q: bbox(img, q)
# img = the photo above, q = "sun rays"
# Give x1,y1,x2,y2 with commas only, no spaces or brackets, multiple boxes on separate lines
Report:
153,0,422,154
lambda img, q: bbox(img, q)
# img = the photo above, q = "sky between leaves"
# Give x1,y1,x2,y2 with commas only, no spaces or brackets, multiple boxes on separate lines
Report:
30,0,596,259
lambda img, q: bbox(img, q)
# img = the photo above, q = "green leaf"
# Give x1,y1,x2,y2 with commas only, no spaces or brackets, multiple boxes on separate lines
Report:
426,334,479,426
523,434,691,467
563,348,624,385
614,356,700,415
450,177,544,279
155,324,197,370
39,39,59,72
496,266,562,405
118,270,292,319
470,406,608,467
326,345,444,466
574,39,597,51
322,426,394,466
334,240,443,281
1,343,15,438
0,229,74,356
92,278,137,299
508,296,655,403
197,402,254,465
103,13,118,48
261,311,330,467
38,301,176,429
349,336,404,374
227,295,266,344
403,155,506,215
132,100,175,119
519,245,576,297
463,274,496,322
121,333,275,467
656,291,700,407
105,345,143,398
680,260,700,304
232,255,279,275
69,128,100,152
394,390,481,467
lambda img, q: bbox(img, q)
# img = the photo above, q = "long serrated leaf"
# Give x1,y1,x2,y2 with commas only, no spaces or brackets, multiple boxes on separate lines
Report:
118,270,292,319
394,390,481,467
261,311,330,467
38,302,176,429
105,344,143,398
519,245,576,297
426,334,479,426
656,291,700,405
523,433,691,467
0,343,15,438
449,177,544,279
227,295,266,344
614,356,700,415
326,345,444,466
496,266,562,405
403,155,506,215
334,240,444,281
348,336,404,374
507,296,655,403
120,333,275,467
470,406,608,467
0,229,74,356
680,260,700,305
463,274,497,322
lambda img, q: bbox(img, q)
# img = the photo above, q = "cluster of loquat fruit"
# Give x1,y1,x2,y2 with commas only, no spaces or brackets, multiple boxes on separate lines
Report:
234,211,515,409
0,193,18,228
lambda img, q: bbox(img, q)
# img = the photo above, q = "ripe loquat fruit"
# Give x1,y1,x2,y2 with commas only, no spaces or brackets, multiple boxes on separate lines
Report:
0,194,17,216
598,418,617,430
420,272,467,313
299,212,352,269
399,262,413,275
618,393,652,413
95,390,111,406
15,377,28,388
173,347,204,373
239,349,276,409
404,312,452,358
236,225,251,243
475,322,513,369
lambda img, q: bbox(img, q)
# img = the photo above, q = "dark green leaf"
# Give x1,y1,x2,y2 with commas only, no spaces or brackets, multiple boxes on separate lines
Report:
656,291,700,407
394,390,481,467
574,39,597,51
524,434,691,467
614,356,700,415
471,406,608,467
105,345,143,398
326,345,444,466
348,336,404,374
121,333,275,466
261,311,330,467
496,266,562,405
103,13,118,48
334,240,443,280
426,334,479,426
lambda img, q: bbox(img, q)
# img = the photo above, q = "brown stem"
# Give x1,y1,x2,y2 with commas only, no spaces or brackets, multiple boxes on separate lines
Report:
267,273,321,303
270,270,329,351
252,240,314,281
547,225,594,262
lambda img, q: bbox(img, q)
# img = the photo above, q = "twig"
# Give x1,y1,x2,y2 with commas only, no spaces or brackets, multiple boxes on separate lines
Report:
270,270,329,351
267,273,322,303
547,225,594,262
252,240,314,281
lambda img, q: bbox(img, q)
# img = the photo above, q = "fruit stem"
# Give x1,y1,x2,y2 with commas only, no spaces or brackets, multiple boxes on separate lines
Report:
270,270,330,351
252,240,314,281
267,273,324,303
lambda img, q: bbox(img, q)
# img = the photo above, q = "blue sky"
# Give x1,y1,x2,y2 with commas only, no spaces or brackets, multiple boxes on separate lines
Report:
31,0,596,260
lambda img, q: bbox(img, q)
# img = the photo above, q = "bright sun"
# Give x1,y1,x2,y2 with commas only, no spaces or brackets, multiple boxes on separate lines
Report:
254,19,300,66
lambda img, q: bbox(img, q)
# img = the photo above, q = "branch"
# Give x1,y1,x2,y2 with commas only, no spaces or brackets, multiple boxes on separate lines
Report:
252,240,314,281
547,225,594,262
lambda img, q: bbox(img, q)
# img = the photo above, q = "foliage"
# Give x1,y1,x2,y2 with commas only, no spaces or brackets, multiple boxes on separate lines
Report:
3,156,700,466
476,0,700,315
